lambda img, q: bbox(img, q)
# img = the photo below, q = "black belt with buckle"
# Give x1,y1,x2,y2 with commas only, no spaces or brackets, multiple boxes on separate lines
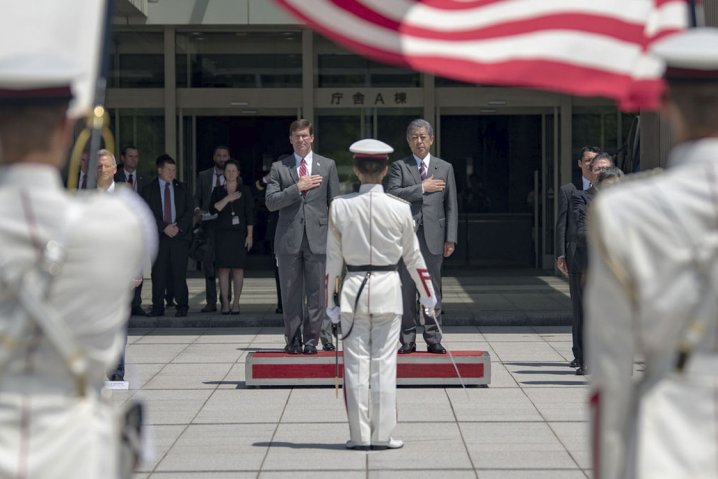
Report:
346,264,398,272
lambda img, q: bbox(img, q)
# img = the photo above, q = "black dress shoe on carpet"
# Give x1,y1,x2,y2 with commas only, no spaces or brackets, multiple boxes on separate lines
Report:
131,307,147,317
175,309,188,318
427,343,447,354
569,359,579,368
576,365,588,375
323,343,336,351
303,344,318,354
285,340,302,355
398,343,416,354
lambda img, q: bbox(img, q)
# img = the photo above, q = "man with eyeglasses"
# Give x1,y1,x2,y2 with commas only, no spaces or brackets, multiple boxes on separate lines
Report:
266,119,340,354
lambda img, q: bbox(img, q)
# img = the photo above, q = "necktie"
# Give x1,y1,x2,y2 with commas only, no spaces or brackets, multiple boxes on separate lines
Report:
128,173,134,188
419,162,427,181
215,172,222,188
163,183,172,224
298,159,307,197
81,173,87,189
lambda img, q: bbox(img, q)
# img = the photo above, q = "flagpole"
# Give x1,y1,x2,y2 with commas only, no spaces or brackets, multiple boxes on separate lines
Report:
688,0,698,27
67,0,115,190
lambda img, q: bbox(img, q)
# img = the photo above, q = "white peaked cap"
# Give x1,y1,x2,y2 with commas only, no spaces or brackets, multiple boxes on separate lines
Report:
349,139,394,157
651,27,718,80
0,0,108,117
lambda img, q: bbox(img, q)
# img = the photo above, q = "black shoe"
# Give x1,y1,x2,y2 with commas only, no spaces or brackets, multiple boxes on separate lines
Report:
175,309,188,318
201,303,217,313
285,338,302,354
166,300,177,309
275,306,283,314
303,344,318,355
148,309,164,317
576,365,588,376
427,343,447,354
109,373,124,382
398,343,416,354
131,307,147,317
323,343,336,352
569,359,579,368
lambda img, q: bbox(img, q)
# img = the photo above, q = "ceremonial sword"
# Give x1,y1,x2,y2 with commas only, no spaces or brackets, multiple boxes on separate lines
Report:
422,306,469,397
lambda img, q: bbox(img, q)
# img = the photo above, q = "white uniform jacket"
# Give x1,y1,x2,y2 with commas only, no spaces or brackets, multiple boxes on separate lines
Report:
325,183,436,315
0,164,156,479
586,138,718,479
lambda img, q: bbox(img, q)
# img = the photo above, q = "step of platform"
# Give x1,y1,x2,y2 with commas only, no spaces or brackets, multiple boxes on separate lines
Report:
245,350,490,387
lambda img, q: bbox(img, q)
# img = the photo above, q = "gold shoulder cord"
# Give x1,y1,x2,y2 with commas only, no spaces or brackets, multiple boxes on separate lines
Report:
67,106,115,190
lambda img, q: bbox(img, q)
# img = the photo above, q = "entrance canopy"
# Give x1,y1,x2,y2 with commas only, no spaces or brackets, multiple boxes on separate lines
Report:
275,0,688,111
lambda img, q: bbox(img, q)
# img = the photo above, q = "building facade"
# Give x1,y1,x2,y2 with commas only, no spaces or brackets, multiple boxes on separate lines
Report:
109,0,699,269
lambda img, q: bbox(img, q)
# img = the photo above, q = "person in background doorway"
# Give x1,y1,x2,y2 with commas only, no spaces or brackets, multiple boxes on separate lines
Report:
209,160,255,314
555,145,600,368
194,145,231,313
142,154,193,318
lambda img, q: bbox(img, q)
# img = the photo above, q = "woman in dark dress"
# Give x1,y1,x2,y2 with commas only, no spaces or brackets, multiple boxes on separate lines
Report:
209,160,255,314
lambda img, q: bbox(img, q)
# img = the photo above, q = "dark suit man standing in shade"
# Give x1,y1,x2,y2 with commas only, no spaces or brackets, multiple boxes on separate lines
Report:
115,144,151,316
266,119,340,354
142,154,193,318
565,152,614,375
194,145,230,313
386,119,458,354
555,145,599,368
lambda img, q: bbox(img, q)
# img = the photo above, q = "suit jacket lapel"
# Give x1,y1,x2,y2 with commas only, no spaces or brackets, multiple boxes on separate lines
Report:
429,155,440,178
286,155,299,184
406,156,421,184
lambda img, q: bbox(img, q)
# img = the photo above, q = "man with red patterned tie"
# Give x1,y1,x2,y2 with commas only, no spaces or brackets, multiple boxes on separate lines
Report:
141,154,193,318
266,119,340,354
194,145,230,313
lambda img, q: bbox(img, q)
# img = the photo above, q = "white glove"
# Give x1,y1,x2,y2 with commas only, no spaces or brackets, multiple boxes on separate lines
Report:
419,295,437,311
326,306,341,325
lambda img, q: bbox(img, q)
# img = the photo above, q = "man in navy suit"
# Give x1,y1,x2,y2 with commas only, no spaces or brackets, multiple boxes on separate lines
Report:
115,145,152,316
555,145,599,368
141,154,193,317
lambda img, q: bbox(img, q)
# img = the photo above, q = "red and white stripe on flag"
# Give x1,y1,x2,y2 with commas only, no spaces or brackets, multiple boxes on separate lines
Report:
275,0,688,111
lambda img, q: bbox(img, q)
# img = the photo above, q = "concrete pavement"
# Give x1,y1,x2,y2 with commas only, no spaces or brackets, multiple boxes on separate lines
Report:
117,325,589,478
114,273,589,478
130,273,572,328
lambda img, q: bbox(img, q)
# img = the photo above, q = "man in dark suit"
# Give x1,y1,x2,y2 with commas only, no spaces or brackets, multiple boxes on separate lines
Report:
266,119,340,354
386,119,458,354
565,152,613,375
193,145,230,313
115,144,152,316
555,145,599,368
141,154,193,318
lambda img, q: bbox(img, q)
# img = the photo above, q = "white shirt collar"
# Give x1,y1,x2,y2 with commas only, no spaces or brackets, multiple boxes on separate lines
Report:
413,153,430,167
99,181,116,192
294,151,314,175
359,183,384,194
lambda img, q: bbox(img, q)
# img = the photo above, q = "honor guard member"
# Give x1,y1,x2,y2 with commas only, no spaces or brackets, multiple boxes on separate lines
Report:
586,28,718,479
325,139,437,450
0,3,158,477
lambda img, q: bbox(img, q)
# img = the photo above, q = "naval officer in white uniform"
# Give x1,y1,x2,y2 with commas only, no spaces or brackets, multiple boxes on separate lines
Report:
0,47,157,479
586,28,718,479
325,139,437,450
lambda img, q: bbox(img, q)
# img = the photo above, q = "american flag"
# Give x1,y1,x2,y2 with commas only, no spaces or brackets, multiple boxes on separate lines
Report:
275,0,688,110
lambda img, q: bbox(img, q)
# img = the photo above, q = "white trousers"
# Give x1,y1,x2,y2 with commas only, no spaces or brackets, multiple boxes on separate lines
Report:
342,312,401,445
